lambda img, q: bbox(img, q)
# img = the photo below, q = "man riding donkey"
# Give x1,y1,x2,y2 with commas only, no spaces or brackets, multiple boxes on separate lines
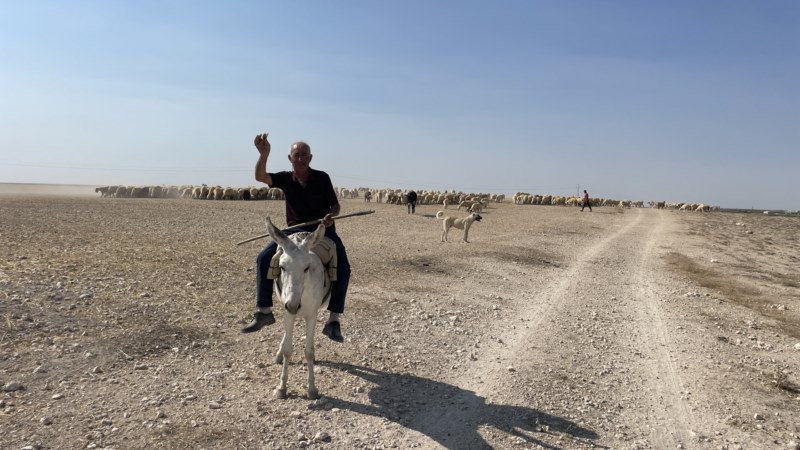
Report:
242,132,351,342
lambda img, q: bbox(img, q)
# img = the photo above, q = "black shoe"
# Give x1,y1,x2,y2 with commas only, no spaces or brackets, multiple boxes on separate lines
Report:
241,311,275,333
322,321,344,343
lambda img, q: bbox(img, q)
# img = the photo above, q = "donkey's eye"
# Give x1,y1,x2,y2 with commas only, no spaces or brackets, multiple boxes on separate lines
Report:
304,266,309,273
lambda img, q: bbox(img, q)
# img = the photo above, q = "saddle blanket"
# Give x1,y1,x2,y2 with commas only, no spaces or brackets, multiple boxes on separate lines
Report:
267,235,338,282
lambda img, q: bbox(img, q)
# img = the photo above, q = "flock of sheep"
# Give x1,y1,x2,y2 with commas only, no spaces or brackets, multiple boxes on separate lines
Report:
351,188,504,207
94,185,284,200
648,201,718,212
93,185,507,207
513,192,650,209
513,192,719,211
93,184,716,212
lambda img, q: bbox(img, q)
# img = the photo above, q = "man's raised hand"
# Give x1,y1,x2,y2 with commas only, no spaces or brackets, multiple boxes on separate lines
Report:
254,133,271,155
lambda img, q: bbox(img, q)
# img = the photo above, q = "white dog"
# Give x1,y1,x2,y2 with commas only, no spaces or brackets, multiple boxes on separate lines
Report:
436,211,482,243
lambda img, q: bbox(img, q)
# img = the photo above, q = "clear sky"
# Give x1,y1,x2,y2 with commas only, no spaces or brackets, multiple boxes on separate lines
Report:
1,1,798,210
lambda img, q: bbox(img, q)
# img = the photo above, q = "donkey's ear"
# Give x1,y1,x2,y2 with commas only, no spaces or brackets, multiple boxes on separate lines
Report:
265,216,292,249
312,223,326,243
301,223,325,249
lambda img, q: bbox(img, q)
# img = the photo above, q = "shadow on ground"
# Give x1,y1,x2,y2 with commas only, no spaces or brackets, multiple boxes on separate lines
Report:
318,362,601,450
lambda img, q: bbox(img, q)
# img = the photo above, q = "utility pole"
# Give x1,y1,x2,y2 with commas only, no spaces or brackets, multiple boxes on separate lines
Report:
577,184,580,197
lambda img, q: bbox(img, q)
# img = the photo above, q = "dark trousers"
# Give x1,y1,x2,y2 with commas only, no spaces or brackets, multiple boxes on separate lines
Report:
581,200,592,212
255,226,351,314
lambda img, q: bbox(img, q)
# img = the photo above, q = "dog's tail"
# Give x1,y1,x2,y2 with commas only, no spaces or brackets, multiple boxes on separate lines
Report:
436,211,445,219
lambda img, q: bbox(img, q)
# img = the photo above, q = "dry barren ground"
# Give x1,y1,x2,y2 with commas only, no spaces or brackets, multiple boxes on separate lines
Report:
1,185,799,450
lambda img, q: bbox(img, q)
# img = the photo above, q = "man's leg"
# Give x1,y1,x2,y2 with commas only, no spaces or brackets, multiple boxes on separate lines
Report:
323,228,350,342
242,241,278,333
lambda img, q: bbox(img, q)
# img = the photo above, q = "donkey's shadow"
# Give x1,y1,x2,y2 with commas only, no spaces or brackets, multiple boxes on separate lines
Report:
316,361,600,450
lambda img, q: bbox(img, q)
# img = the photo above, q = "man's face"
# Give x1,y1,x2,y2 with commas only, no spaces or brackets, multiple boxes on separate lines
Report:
288,144,312,170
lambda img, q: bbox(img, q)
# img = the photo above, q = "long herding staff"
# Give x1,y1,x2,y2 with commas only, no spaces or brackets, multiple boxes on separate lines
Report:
236,209,375,246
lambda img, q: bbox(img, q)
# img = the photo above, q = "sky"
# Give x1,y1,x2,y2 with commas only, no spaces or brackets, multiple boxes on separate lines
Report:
1,1,798,210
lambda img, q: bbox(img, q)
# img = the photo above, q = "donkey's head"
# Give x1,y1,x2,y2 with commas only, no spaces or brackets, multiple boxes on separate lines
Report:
265,217,326,314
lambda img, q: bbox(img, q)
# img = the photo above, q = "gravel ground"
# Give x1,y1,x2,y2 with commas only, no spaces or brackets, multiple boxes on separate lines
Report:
1,185,799,450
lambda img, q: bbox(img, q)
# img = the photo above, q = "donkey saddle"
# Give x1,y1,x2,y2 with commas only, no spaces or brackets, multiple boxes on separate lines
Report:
267,234,338,282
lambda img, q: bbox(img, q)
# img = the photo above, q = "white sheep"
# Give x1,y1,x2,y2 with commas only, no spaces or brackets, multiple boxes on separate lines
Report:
222,187,238,200
695,203,710,212
269,187,284,200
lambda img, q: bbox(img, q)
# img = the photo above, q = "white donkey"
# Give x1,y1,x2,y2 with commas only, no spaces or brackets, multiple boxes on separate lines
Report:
265,217,332,399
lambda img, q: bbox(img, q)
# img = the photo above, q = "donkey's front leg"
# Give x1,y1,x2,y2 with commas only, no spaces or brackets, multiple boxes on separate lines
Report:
274,315,294,399
304,317,319,399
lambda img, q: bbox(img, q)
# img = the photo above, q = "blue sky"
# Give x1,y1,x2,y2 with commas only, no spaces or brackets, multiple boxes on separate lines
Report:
1,1,798,209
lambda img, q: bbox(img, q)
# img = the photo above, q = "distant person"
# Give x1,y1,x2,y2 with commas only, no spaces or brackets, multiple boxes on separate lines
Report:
242,133,351,343
406,190,418,214
581,190,592,212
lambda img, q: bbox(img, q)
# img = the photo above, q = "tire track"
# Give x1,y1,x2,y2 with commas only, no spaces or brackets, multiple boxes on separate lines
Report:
468,210,646,388
627,209,696,445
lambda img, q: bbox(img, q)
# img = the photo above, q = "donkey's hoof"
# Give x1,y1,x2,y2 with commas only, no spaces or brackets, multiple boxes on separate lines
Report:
274,388,287,399
307,388,319,400
275,353,284,365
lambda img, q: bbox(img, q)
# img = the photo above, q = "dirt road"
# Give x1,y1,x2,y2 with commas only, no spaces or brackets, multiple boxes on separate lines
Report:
410,208,695,448
1,191,798,449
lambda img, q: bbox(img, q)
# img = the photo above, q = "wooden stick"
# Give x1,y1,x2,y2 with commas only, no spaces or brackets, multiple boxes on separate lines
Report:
236,209,375,246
